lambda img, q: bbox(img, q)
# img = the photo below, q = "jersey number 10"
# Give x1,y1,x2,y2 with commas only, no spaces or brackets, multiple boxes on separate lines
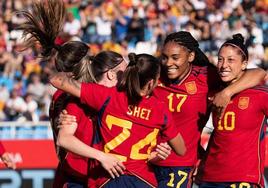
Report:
217,111,235,131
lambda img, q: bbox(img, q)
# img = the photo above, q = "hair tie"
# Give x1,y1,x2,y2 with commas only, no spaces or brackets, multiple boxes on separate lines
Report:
128,60,137,67
128,53,137,67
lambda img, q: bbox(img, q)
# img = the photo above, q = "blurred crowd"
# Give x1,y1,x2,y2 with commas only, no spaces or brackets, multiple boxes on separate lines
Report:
0,0,267,122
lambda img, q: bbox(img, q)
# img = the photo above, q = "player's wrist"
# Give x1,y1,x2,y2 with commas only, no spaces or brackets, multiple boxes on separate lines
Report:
222,87,233,98
96,151,106,163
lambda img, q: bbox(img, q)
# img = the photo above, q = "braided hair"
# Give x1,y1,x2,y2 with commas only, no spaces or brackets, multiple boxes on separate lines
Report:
164,31,210,66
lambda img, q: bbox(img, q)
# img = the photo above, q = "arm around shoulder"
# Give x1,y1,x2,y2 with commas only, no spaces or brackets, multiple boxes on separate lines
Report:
49,72,81,98
226,68,266,96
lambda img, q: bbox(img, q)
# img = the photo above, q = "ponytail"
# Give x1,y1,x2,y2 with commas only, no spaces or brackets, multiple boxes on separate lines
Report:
119,53,141,104
118,53,160,105
18,0,66,59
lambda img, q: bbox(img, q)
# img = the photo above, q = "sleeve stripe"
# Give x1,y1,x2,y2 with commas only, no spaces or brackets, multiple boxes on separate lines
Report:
252,86,268,93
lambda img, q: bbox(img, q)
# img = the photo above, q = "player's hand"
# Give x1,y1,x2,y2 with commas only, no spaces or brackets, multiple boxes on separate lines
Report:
1,152,16,170
209,89,231,119
156,142,171,160
148,142,171,163
58,110,77,128
99,153,125,179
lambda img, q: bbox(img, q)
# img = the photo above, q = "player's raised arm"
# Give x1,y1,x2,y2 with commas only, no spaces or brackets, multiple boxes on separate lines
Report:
49,72,82,98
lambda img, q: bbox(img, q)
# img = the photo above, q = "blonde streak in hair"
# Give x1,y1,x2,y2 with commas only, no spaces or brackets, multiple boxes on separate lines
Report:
87,63,97,83
71,57,85,81
76,56,96,83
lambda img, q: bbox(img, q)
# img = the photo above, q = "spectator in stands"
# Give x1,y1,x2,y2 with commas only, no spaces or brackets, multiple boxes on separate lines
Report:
63,12,81,36
13,76,26,97
80,2,98,43
26,73,46,101
113,6,130,43
3,44,24,79
94,4,112,44
23,93,38,122
125,8,145,45
4,89,26,121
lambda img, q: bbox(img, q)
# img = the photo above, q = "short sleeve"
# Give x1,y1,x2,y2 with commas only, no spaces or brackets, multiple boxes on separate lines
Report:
65,98,84,123
160,106,180,141
80,83,112,111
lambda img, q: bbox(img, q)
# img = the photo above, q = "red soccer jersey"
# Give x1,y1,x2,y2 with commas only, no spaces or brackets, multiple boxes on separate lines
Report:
50,89,64,125
60,97,95,180
80,83,180,187
153,65,218,167
49,89,68,161
201,85,268,187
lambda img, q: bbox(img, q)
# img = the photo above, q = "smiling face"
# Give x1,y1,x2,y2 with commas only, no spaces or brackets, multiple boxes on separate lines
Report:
217,45,248,84
161,41,194,81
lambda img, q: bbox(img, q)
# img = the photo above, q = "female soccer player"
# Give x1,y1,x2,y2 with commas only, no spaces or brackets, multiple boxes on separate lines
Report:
152,31,266,188
55,51,128,188
18,0,126,187
198,34,267,188
50,52,186,188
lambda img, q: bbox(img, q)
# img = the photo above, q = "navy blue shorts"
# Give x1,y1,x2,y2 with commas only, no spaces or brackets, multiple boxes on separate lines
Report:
103,175,153,188
63,174,87,188
64,182,85,188
153,166,193,188
199,182,259,188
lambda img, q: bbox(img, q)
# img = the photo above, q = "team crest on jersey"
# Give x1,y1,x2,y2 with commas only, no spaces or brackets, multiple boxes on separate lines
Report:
238,97,249,110
185,81,197,94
